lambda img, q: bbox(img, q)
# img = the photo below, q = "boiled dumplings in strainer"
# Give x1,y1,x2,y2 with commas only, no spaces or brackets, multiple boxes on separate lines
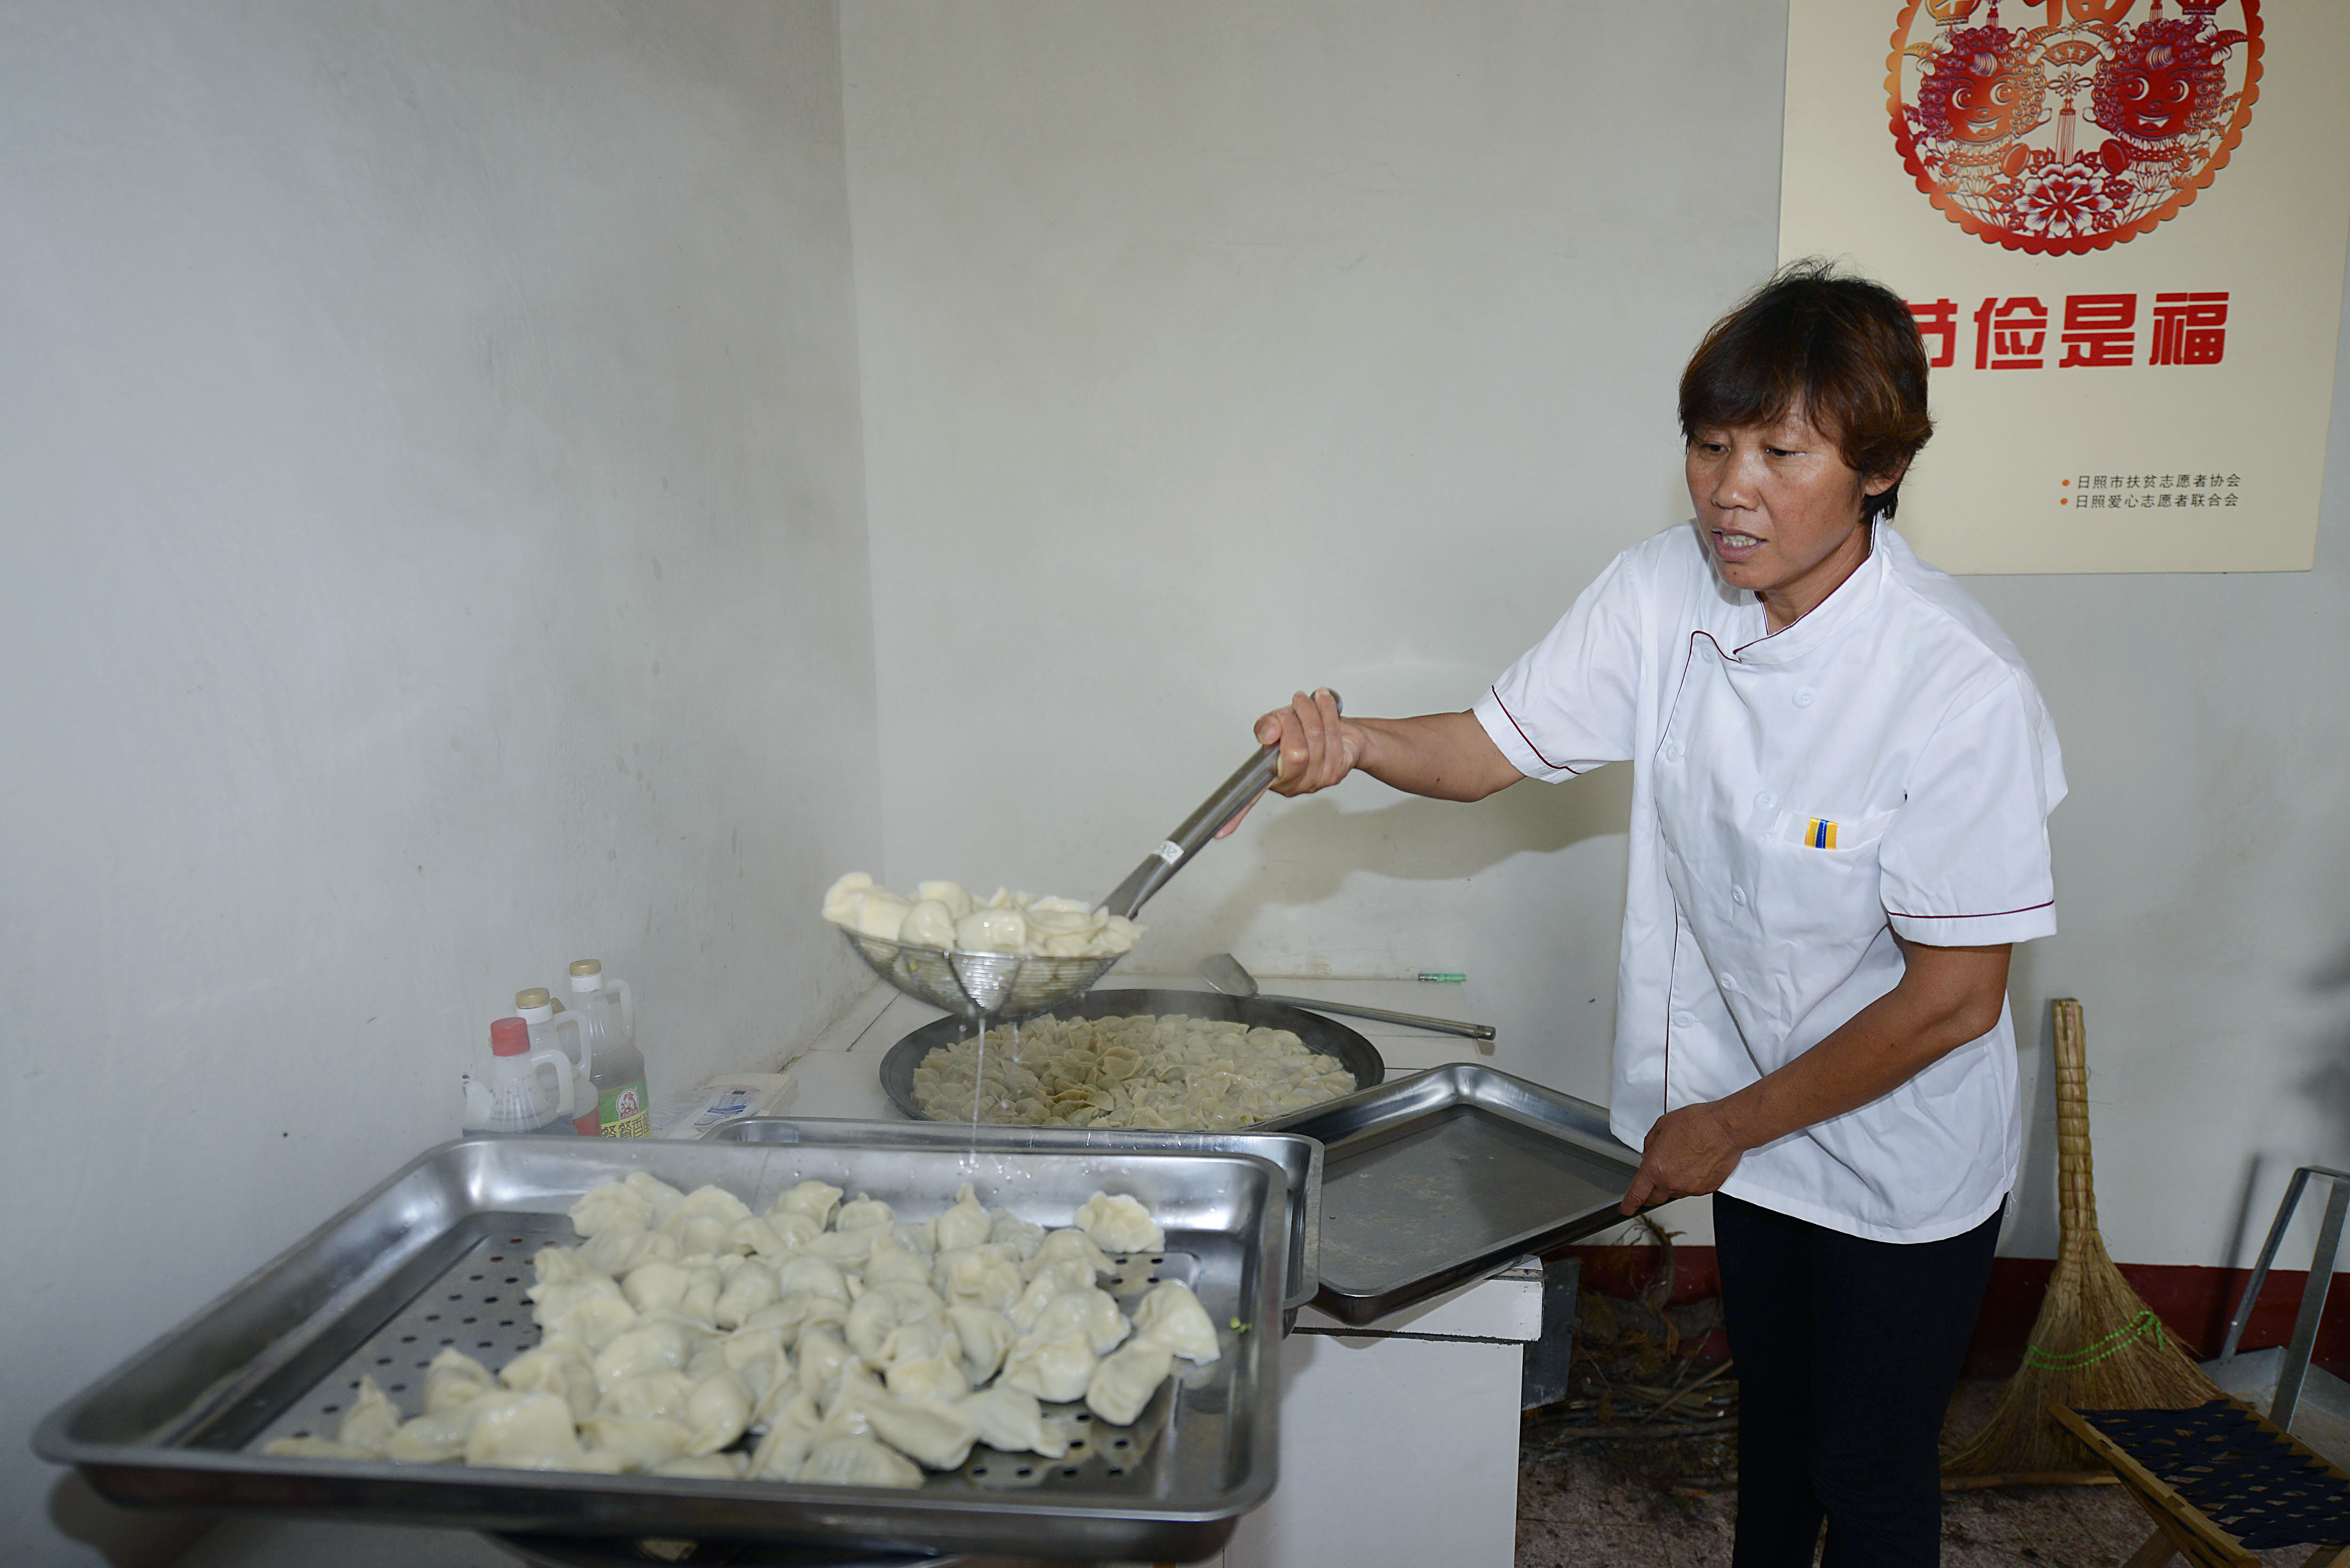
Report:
822,873,1143,960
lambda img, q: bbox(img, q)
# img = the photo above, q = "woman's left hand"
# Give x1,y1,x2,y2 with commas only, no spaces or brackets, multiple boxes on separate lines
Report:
1619,1102,1747,1214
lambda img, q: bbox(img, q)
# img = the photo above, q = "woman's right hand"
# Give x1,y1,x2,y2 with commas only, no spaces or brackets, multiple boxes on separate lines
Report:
1258,687,1363,796
1216,688,1362,838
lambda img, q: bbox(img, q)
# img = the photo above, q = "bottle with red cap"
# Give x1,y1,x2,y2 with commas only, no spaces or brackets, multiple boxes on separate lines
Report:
459,1016,580,1135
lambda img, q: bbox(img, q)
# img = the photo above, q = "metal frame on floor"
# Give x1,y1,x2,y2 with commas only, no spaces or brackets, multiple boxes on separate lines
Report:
2216,1166,2350,1433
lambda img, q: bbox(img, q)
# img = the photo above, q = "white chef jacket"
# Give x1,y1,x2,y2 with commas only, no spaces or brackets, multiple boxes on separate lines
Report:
1474,522,2064,1243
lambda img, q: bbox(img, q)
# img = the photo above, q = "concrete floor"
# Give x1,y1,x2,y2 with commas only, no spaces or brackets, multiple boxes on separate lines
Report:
1513,1379,2316,1567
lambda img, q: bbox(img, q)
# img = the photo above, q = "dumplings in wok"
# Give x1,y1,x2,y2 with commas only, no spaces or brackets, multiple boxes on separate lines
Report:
910,1011,1357,1131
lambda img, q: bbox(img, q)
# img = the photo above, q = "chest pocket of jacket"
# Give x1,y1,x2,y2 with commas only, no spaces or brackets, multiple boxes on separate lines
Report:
1757,809,1897,949
1778,810,1895,853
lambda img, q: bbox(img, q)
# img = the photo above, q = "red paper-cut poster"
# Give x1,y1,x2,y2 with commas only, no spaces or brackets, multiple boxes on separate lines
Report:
1781,0,2347,573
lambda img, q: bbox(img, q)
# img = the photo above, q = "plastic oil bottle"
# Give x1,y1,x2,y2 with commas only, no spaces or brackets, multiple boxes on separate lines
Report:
569,958,649,1137
516,987,599,1135
460,1017,578,1135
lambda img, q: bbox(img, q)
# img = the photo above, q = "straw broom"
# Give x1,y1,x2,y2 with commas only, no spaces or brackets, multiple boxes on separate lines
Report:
1941,998,2222,1483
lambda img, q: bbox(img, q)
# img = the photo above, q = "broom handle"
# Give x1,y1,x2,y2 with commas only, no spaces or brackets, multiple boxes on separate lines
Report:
2053,997,2097,1266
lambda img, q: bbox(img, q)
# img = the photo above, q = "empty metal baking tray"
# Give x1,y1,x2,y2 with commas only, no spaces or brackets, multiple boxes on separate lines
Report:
1257,1064,1641,1327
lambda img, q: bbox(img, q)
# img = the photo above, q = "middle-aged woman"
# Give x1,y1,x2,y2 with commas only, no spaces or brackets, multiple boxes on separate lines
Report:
1240,263,2065,1566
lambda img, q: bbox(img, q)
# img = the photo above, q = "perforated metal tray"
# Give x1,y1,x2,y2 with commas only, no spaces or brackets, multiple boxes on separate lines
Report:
248,1213,1199,1491
711,1116,1323,1313
1257,1064,1641,1327
35,1135,1287,1562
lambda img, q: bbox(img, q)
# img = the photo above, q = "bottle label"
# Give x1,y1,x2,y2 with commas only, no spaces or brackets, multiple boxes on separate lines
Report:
599,1079,650,1138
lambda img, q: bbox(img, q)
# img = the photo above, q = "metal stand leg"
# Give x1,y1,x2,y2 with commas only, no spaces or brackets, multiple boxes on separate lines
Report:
1520,1255,1580,1410
2277,1182,2350,1433
2220,1169,2312,1363
2216,1165,2350,1433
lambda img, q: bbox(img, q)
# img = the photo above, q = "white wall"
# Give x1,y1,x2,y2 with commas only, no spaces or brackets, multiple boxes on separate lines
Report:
9,7,2347,1561
845,0,1779,1094
0,4,875,1563
842,0,2350,1267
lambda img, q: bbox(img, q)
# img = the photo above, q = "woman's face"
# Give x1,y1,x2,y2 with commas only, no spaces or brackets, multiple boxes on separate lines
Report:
1684,411,1899,627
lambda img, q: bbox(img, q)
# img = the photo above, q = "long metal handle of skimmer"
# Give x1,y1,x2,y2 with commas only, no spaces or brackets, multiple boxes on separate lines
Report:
1100,692,1341,920
1248,992,1497,1043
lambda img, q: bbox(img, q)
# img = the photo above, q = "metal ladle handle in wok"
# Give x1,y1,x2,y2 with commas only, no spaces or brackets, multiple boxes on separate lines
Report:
1099,692,1340,921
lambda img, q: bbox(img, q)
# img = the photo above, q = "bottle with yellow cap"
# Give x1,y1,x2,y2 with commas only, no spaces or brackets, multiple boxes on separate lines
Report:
569,959,649,1137
515,988,598,1134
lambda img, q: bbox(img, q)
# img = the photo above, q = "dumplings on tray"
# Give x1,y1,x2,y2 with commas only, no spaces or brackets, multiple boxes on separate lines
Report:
822,873,1143,960
912,1013,1357,1131
264,1176,1216,1490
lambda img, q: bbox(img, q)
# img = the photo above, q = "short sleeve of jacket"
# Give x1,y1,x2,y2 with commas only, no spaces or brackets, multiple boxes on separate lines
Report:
1472,551,1646,781
1880,670,2063,946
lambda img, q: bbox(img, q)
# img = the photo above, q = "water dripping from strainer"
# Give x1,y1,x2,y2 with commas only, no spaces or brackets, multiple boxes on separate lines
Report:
968,1018,987,1163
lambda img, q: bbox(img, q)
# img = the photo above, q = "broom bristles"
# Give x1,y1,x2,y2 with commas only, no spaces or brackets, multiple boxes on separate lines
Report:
1943,998,2223,1478
1943,1229,2222,1475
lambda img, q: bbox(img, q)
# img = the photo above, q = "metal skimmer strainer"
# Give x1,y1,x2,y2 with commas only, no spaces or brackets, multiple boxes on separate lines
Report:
835,933,1126,1022
840,700,1334,1021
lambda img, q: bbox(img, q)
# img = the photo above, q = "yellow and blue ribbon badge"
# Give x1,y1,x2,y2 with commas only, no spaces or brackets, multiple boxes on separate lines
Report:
1804,818,1839,850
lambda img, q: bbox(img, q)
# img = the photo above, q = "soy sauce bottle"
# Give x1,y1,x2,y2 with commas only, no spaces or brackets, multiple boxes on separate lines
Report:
569,959,649,1137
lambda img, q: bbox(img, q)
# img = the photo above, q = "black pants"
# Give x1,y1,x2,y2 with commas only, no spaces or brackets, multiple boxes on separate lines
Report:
1714,1191,2004,1568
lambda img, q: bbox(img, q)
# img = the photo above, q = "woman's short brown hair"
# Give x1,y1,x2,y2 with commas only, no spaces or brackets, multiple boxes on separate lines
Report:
1678,260,1933,523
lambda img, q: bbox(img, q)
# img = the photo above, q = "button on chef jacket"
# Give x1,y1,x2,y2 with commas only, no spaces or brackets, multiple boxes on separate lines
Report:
1474,523,2064,1244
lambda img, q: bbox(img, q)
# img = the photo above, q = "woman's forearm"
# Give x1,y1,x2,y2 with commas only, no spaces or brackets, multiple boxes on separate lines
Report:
1713,940,2012,1150
1619,939,2013,1212
1351,711,1523,802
